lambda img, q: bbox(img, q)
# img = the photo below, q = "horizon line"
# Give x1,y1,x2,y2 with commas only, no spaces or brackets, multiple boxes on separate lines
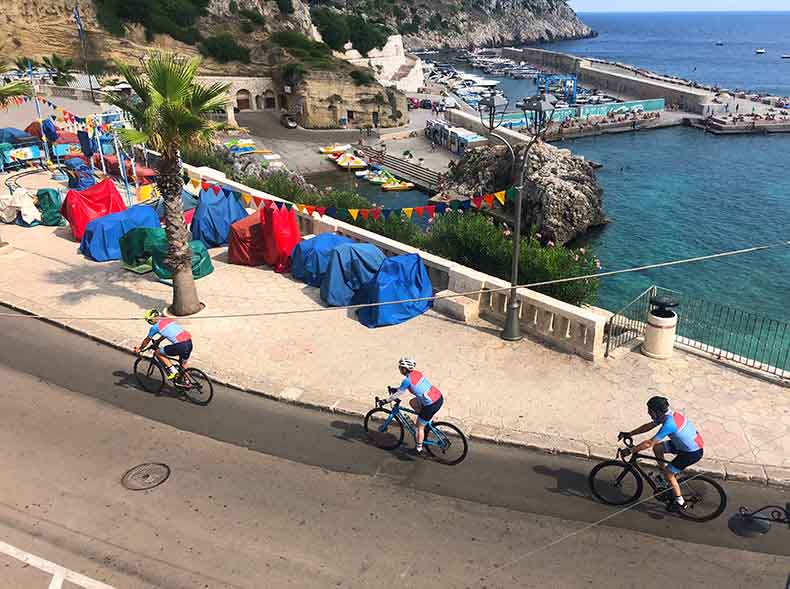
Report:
575,9,790,13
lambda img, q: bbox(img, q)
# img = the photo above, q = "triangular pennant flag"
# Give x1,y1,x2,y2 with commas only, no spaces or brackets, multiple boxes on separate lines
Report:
295,204,307,214
284,202,293,211
449,201,460,211
326,207,338,218
506,186,518,202
212,185,222,195
348,209,359,221
414,207,424,218
472,196,483,209
382,209,393,220
484,195,494,208
306,206,316,216
242,194,252,206
494,190,506,206
316,207,326,217
425,205,436,218
460,200,471,211
263,198,273,208
359,209,370,220
403,208,413,219
201,181,209,192
371,209,381,220
436,203,448,215
232,190,243,201
274,200,284,210
190,178,200,189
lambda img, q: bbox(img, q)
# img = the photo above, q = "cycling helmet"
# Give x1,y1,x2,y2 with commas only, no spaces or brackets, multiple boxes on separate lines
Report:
144,309,161,325
398,357,417,371
646,396,670,415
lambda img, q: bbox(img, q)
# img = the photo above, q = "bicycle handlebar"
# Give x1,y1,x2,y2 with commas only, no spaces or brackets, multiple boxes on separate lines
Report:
620,434,634,448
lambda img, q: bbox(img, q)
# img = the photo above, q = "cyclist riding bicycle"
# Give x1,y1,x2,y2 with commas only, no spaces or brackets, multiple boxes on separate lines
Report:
619,396,704,512
133,309,193,381
385,357,444,455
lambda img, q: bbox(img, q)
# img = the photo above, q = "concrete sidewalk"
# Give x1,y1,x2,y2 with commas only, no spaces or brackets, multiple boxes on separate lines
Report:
1,200,788,487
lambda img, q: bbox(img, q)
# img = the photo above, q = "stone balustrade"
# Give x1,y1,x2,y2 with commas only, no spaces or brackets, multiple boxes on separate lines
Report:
180,162,607,361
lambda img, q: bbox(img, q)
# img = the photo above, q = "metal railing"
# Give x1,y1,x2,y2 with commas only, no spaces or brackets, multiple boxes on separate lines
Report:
605,285,790,378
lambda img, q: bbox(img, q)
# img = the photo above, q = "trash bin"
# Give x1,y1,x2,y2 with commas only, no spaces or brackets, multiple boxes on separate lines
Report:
642,296,679,360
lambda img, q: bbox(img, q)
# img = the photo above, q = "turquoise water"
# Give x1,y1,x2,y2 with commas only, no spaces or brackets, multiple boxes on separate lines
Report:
304,169,430,210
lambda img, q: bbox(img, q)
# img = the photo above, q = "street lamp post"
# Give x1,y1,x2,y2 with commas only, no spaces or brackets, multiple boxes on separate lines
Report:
478,93,557,341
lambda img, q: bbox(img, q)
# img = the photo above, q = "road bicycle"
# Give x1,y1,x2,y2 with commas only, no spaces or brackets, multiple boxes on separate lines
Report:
588,434,727,522
133,337,214,405
364,395,469,465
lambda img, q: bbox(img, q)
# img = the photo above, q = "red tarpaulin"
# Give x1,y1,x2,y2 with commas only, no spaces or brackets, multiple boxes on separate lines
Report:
60,178,127,241
261,205,301,273
92,154,157,179
228,210,267,266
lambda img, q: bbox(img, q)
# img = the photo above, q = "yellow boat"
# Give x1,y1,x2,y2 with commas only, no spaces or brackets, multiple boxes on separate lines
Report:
381,179,415,191
319,143,352,154
334,153,368,170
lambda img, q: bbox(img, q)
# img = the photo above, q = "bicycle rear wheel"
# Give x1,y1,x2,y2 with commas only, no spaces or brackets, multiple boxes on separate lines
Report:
364,408,404,450
425,422,468,465
182,368,214,406
677,475,727,522
134,357,164,394
588,460,644,506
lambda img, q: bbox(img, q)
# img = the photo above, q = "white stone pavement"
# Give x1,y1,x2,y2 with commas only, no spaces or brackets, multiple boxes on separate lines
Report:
1,200,789,488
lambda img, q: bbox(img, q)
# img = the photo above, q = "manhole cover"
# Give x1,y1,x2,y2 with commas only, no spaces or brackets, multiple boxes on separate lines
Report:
121,463,171,491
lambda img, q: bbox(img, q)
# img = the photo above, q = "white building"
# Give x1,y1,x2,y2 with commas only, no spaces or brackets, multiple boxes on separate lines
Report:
333,34,425,93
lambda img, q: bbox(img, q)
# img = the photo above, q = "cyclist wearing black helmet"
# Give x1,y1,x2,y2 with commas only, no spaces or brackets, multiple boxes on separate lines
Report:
619,396,704,511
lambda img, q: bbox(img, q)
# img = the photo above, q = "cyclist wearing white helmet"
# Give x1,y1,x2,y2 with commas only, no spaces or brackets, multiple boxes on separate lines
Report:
385,357,444,454
134,309,193,380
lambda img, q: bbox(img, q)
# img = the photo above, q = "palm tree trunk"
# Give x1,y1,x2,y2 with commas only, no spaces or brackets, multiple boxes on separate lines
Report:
157,154,201,315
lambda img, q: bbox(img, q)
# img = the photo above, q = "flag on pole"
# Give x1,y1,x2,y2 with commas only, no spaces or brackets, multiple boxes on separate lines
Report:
73,3,85,41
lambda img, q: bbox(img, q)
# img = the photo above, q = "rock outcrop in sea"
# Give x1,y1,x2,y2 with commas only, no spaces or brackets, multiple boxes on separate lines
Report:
447,142,607,245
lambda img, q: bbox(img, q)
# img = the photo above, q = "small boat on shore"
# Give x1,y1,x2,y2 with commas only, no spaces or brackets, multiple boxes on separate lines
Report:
382,179,415,192
319,143,352,154
715,41,724,46
782,55,790,60
334,153,367,169
755,48,766,55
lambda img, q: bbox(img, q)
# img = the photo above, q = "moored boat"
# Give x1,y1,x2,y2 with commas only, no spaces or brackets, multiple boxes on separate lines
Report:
319,143,352,154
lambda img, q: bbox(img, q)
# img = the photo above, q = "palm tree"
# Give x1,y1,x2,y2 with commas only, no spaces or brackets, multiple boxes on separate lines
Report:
42,54,76,86
0,78,33,249
108,52,230,316
13,57,38,72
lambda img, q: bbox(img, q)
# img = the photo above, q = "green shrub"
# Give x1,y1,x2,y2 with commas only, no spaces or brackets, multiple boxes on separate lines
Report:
229,0,238,13
241,21,254,33
200,34,251,63
347,15,388,56
350,69,376,86
311,7,350,52
93,0,209,44
240,8,265,25
277,0,294,14
354,216,425,248
280,62,307,83
270,32,338,71
180,144,235,177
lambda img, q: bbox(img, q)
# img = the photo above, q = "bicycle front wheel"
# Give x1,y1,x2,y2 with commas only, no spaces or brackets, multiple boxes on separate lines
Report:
425,422,468,465
183,368,214,406
677,475,727,522
588,460,644,506
134,357,164,394
364,408,404,450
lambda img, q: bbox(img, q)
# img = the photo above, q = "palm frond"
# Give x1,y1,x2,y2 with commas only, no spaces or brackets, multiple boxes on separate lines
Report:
0,81,33,107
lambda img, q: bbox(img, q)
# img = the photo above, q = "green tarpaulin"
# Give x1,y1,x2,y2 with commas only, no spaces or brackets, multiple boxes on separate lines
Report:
36,188,65,226
119,227,167,268
151,239,213,281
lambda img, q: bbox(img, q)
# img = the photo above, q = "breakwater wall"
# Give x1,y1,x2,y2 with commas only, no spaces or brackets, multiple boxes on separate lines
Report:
502,47,713,113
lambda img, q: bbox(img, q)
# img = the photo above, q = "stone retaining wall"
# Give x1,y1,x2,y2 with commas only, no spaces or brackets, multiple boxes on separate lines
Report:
181,162,607,360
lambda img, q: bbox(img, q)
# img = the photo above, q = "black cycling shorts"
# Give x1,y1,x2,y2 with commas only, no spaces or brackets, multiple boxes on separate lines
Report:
663,442,703,474
163,340,193,362
417,396,443,424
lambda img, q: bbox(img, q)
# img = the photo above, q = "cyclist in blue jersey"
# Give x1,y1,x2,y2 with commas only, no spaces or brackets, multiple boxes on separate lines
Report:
133,309,193,380
385,357,444,455
620,396,705,511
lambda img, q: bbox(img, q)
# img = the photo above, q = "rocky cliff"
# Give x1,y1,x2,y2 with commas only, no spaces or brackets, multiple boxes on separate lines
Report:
447,141,606,245
313,0,593,50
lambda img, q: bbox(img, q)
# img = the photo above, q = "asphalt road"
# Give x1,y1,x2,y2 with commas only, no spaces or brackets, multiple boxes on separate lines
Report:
0,307,788,588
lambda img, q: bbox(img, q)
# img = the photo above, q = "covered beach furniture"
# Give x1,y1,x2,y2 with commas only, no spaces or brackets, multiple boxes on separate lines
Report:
60,179,127,241
119,226,167,273
190,187,247,248
320,242,386,307
0,188,40,226
36,188,65,226
291,233,353,287
261,205,301,273
64,157,96,190
227,210,267,266
151,239,214,281
79,205,160,262
356,253,433,328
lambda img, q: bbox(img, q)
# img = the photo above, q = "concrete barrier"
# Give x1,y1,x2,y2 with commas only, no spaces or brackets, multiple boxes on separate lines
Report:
180,162,608,361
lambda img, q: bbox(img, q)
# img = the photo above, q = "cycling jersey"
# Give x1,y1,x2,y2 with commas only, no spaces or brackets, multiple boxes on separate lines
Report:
653,411,704,453
399,370,442,406
148,318,191,345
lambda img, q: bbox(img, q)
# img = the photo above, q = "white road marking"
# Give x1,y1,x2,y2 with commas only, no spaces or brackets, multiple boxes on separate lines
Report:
0,540,115,589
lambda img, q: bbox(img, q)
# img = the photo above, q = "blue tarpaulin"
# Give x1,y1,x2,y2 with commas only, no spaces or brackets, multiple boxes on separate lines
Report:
154,188,200,217
190,188,247,247
320,243,386,307
0,127,36,145
42,119,59,143
356,253,433,328
79,205,160,262
65,158,95,190
292,233,354,287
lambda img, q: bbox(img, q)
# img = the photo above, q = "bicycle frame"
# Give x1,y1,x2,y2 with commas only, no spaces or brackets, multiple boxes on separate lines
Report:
382,402,444,447
621,450,671,495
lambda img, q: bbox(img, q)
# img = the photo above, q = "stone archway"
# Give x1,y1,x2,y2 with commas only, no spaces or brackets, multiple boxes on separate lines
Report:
263,89,276,110
255,95,263,110
236,89,252,111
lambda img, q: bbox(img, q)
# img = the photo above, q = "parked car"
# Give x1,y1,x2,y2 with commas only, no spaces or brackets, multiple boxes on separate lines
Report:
420,99,434,109
407,97,421,110
440,97,458,109
280,112,298,129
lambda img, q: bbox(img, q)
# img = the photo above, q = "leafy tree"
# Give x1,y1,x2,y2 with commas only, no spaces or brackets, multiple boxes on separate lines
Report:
108,52,230,315
277,0,294,14
347,15,388,56
240,8,265,25
200,34,251,63
42,54,76,86
311,7,350,51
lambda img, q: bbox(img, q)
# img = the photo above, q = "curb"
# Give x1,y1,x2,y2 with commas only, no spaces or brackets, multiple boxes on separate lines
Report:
1,297,788,490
